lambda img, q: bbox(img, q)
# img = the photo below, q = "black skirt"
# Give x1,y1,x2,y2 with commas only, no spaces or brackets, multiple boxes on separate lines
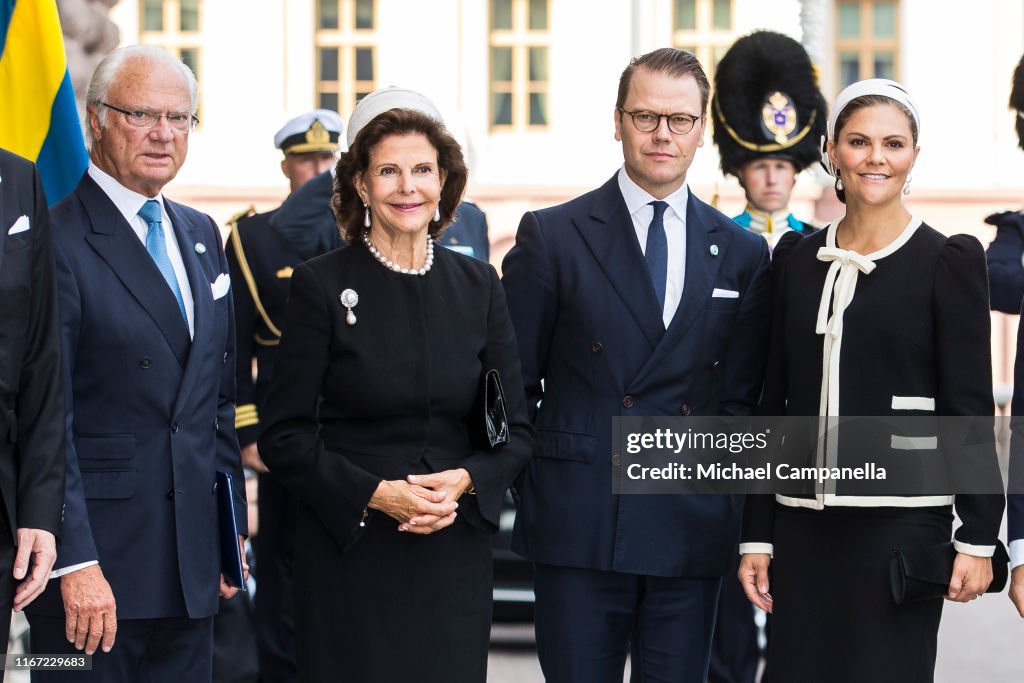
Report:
292,503,493,683
765,504,952,683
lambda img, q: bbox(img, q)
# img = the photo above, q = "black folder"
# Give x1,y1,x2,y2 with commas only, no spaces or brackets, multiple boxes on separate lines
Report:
217,471,246,590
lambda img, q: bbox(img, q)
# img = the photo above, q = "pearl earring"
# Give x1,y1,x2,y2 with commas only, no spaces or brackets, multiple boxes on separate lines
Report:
363,204,371,228
835,177,844,192
903,175,912,196
434,206,441,222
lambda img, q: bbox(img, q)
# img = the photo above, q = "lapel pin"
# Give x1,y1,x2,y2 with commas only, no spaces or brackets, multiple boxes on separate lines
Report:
340,289,359,326
195,242,207,254
709,244,719,257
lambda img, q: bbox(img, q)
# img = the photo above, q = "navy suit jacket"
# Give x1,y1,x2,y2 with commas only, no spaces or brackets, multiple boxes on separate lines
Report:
30,174,246,620
985,211,1024,314
501,175,771,578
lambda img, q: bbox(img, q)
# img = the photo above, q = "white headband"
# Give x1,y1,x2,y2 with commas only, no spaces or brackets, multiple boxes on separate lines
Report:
820,78,921,177
346,86,445,147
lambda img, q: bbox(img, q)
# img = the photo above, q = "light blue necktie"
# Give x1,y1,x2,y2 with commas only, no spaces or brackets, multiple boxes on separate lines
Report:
645,200,669,311
138,199,188,324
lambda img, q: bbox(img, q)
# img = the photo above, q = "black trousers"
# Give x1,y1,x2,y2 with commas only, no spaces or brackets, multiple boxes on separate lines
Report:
0,533,17,672
533,563,721,683
28,615,214,683
253,474,296,683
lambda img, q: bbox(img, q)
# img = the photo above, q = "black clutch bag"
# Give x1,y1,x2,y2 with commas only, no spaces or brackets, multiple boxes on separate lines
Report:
889,540,1010,604
474,369,509,449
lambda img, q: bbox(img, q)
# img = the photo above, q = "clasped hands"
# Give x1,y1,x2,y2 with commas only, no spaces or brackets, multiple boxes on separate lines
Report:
369,468,473,535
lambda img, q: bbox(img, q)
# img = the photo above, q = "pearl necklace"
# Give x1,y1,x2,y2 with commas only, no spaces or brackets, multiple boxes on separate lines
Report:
362,230,434,276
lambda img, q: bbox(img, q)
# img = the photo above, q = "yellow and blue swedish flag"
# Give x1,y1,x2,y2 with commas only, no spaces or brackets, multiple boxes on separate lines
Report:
0,0,87,204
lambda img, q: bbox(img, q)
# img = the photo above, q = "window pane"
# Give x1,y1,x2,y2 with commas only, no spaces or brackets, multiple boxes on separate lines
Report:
671,0,696,30
873,51,895,79
873,2,896,38
319,47,339,82
529,0,548,30
355,91,371,102
319,92,339,112
529,92,547,126
179,0,199,32
179,48,199,77
839,52,860,89
674,0,695,30
713,0,731,30
356,0,374,29
677,44,697,56
491,47,512,82
838,2,861,38
319,0,339,29
492,93,512,126
492,0,512,29
355,48,374,82
142,0,163,31
529,46,548,82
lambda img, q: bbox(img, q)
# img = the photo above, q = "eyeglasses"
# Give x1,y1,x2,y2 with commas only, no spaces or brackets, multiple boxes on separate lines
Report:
100,102,199,133
617,108,703,135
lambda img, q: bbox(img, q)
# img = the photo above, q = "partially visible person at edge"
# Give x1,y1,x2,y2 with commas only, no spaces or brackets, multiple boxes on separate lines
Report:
738,79,1004,683
25,45,247,683
706,29,828,683
223,108,343,683
0,149,66,674
1002,51,1024,624
502,47,771,682
257,87,533,683
986,53,1024,314
711,30,826,250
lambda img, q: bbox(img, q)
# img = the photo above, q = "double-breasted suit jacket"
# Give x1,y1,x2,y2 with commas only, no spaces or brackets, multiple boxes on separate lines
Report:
0,149,65,555
31,173,246,621
502,175,772,578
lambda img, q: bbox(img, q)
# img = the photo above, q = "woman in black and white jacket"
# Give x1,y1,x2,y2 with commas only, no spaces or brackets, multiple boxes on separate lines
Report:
738,79,1004,683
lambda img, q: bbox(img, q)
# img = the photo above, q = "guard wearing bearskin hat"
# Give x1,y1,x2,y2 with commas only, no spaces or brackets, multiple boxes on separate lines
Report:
708,30,827,683
711,30,827,249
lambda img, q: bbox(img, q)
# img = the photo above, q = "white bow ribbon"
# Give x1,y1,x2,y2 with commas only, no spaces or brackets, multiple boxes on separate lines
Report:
815,246,876,340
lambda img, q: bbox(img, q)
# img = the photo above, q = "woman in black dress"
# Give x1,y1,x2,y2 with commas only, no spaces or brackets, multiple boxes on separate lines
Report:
737,79,1004,682
258,87,533,683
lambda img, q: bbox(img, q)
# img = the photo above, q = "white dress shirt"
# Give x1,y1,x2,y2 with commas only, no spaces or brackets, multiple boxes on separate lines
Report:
617,166,688,328
87,161,195,339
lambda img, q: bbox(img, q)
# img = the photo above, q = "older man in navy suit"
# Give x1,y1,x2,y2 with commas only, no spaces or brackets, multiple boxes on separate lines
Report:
502,48,771,682
26,45,246,683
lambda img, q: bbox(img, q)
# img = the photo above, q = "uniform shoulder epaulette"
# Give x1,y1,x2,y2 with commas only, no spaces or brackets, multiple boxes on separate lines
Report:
226,205,257,231
985,210,1024,226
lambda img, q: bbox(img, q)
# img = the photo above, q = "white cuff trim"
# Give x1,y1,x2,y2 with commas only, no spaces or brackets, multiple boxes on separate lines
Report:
50,560,99,580
952,540,996,558
1010,539,1024,569
739,542,774,557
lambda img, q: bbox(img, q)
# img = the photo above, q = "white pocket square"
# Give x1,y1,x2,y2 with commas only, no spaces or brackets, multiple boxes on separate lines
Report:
211,273,231,300
7,215,29,235
711,288,739,299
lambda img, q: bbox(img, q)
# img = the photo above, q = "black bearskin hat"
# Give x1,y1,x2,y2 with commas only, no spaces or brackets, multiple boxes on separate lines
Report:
1010,53,1024,150
711,30,827,176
